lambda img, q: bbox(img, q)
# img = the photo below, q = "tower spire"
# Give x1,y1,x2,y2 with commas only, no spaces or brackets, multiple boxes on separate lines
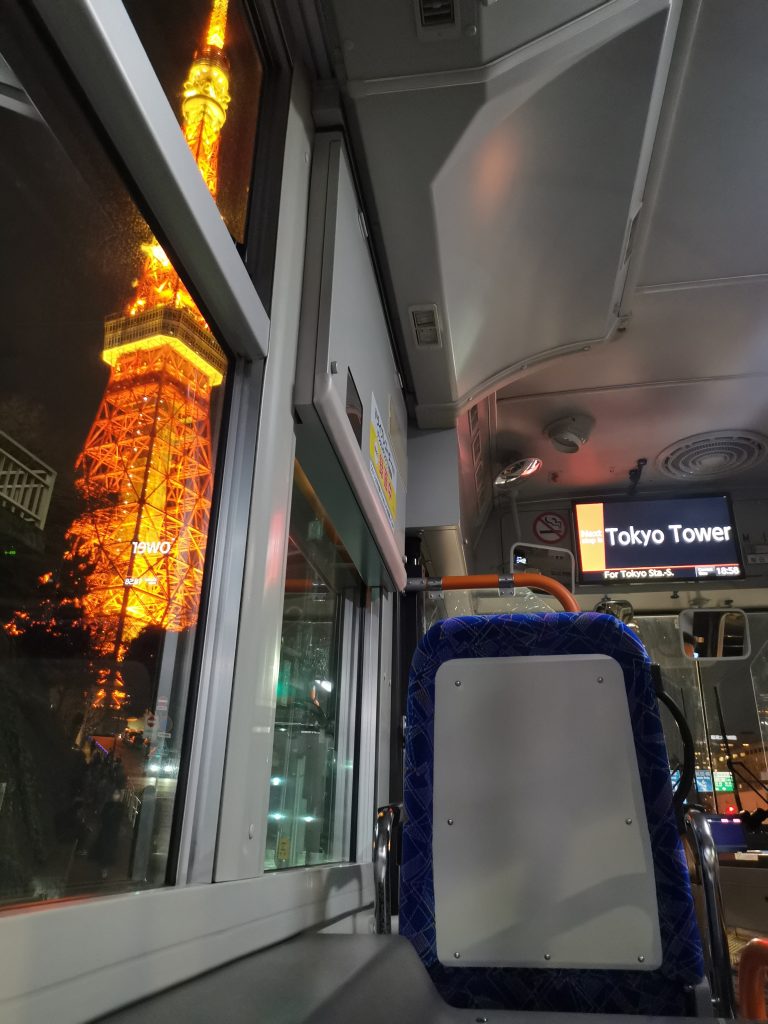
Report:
127,0,231,324
181,0,231,201
206,0,229,49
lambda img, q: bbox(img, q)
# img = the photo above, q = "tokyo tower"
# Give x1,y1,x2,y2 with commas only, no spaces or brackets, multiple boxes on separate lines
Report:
65,0,232,708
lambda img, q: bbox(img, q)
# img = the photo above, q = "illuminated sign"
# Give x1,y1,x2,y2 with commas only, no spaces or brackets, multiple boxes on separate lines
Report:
695,769,714,793
713,771,735,792
131,539,174,555
573,496,742,584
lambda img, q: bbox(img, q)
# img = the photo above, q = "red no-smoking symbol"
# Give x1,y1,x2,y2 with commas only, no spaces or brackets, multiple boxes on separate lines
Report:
533,513,567,545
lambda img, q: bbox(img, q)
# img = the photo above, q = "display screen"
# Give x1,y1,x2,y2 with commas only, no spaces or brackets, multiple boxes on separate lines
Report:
573,495,742,584
695,769,714,793
713,770,735,792
706,816,747,852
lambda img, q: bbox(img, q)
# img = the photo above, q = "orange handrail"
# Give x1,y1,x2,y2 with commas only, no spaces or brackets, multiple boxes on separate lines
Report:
284,579,314,593
415,573,580,613
739,938,768,1020
514,573,580,613
441,574,502,590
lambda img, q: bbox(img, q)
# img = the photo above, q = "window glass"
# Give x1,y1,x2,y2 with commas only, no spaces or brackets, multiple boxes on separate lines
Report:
0,34,229,906
636,614,768,814
265,464,362,870
700,613,768,813
634,617,715,810
124,0,263,244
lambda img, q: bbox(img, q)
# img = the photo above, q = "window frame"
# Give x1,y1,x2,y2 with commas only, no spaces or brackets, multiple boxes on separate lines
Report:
239,0,294,312
171,357,265,886
30,0,270,363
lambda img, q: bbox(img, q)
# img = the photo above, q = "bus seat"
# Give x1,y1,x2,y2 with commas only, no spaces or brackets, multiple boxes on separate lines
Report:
398,612,705,1016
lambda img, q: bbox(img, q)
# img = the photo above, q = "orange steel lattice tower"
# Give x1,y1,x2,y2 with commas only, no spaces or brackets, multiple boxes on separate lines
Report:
65,1,231,706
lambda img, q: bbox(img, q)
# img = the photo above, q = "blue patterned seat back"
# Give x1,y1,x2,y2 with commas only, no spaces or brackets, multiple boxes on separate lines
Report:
400,612,704,1015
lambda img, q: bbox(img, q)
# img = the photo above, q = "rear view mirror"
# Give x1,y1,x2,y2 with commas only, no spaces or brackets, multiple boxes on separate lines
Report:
678,609,750,662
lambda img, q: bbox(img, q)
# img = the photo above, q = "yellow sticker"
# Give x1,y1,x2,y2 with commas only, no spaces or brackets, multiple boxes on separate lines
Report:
277,836,291,861
369,395,397,528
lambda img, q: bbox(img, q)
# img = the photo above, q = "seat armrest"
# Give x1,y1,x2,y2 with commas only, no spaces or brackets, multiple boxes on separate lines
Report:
373,804,403,935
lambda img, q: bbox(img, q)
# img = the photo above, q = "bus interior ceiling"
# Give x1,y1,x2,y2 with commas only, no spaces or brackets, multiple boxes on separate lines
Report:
319,0,768,610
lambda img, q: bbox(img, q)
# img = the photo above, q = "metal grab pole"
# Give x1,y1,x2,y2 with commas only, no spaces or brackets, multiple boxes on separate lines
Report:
403,573,580,613
373,804,401,935
684,808,737,1018
714,685,743,812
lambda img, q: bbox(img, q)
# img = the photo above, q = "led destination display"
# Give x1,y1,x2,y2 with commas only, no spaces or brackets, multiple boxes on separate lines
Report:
573,495,743,584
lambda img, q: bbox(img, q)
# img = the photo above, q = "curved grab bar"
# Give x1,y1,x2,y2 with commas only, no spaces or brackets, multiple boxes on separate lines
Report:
684,808,737,1018
655,683,696,826
740,939,768,1020
404,573,580,613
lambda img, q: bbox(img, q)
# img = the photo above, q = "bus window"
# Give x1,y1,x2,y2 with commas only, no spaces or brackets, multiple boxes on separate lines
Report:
0,36,230,907
265,463,363,870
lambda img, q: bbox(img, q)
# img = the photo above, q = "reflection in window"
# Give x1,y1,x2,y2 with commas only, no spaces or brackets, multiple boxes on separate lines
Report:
634,617,711,805
125,0,263,243
0,16,229,906
265,465,362,870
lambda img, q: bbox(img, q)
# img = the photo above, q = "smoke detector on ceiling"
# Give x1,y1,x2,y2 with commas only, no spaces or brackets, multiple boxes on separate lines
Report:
657,430,768,480
545,414,594,454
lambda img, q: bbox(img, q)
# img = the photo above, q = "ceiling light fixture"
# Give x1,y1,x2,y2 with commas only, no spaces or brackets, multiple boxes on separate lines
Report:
494,456,542,486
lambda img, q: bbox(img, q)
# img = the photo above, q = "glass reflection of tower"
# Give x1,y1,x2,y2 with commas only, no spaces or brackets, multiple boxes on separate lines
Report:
67,0,231,709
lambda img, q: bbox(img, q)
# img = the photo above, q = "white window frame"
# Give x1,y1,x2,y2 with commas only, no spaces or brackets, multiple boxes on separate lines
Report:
31,0,269,362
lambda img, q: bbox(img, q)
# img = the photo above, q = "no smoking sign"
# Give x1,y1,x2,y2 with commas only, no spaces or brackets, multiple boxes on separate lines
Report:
533,512,567,545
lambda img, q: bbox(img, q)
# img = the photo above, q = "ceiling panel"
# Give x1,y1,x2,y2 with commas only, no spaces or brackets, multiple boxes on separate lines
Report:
638,0,768,286
498,277,768,399
346,7,668,421
327,0,610,81
494,375,768,499
434,13,665,399
485,2,768,503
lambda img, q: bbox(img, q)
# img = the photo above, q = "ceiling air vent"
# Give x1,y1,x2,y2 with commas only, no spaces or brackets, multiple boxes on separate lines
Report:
657,430,768,481
418,0,456,28
409,304,443,348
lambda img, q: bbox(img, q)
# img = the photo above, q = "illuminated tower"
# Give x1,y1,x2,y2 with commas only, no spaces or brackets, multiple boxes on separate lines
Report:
64,0,231,705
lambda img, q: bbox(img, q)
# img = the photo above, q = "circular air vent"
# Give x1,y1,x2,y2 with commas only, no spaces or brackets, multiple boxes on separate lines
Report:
657,430,768,480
